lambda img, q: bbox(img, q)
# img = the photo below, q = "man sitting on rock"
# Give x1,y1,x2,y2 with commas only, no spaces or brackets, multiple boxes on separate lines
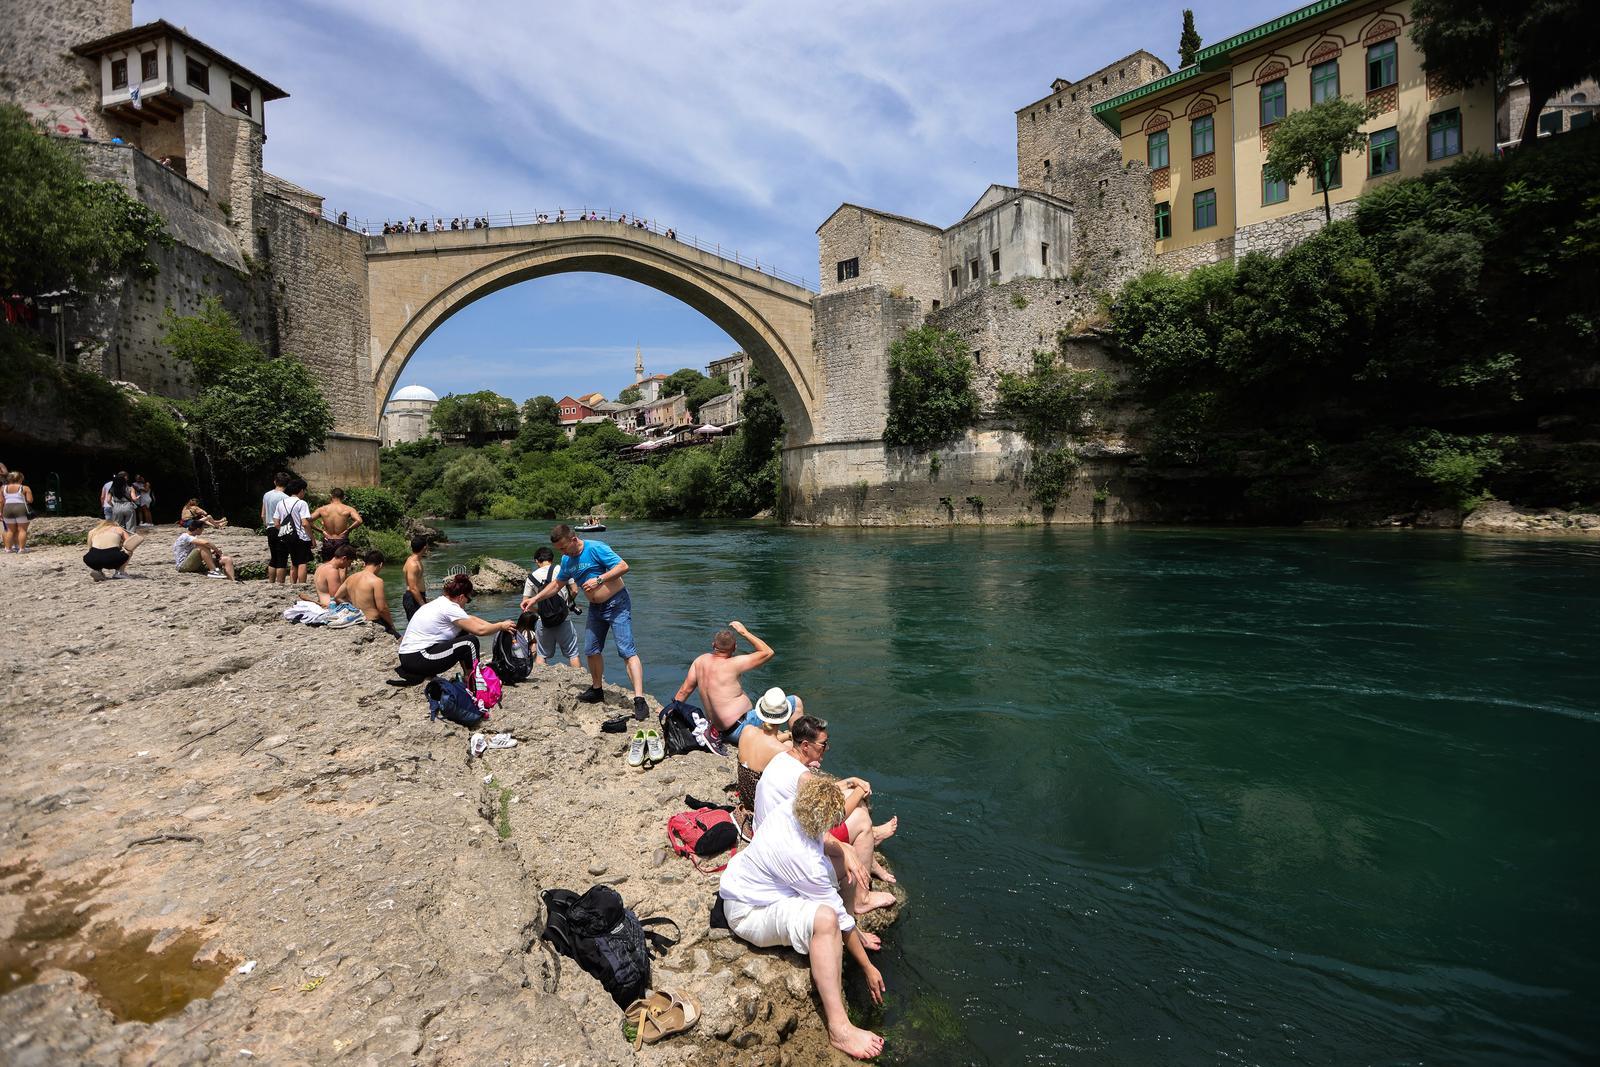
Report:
671,622,800,741
755,713,898,915
313,544,356,607
335,550,399,637
718,772,886,1062
172,519,238,581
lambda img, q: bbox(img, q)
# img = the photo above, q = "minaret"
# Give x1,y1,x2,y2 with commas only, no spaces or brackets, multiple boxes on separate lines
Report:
634,344,644,383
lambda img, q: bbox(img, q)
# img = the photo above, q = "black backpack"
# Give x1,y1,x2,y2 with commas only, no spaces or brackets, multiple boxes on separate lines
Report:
659,699,712,756
541,885,679,1007
530,565,569,628
491,628,533,684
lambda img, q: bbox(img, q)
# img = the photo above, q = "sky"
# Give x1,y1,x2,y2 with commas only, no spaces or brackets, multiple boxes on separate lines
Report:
150,0,1289,405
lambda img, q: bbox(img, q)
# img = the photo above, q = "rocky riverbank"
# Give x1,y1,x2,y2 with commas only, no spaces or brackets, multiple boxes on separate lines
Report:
0,527,901,1066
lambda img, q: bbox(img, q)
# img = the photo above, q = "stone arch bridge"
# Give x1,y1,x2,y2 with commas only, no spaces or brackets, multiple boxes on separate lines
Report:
364,221,820,443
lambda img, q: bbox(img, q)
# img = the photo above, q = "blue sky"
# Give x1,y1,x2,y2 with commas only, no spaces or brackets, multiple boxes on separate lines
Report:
154,0,1288,405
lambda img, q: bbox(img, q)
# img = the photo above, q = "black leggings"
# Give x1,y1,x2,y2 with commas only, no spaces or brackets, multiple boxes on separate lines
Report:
83,546,130,571
398,635,478,678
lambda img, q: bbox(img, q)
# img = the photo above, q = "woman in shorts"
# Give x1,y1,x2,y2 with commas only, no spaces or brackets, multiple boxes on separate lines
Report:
2,471,33,553
82,519,144,580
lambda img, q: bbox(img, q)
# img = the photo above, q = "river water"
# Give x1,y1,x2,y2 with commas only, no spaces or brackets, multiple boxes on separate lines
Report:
397,521,1599,1065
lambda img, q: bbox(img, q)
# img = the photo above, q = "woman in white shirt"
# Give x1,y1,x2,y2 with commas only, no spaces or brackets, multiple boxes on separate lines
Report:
718,773,886,1062
396,574,516,678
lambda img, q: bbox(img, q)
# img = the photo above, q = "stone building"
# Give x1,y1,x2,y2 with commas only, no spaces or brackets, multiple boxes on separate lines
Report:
941,185,1075,304
381,384,439,447
702,351,752,425
1499,77,1598,148
1090,0,1497,268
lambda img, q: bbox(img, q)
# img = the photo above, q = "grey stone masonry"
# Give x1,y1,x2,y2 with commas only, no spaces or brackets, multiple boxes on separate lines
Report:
1015,51,1170,195
813,286,923,443
817,205,942,311
927,277,1104,409
0,0,136,142
1233,200,1357,258
1155,234,1236,274
941,187,1074,304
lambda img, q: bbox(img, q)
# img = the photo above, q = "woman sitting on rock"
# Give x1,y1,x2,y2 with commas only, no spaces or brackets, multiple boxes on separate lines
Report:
736,689,797,811
180,499,227,528
718,773,886,1061
396,574,516,679
83,519,144,580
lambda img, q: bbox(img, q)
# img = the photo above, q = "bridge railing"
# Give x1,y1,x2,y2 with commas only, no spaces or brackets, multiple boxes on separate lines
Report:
319,206,818,292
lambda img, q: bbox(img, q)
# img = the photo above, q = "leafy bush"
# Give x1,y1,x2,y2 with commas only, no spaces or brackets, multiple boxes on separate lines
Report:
997,351,1112,446
884,326,980,450
441,452,503,517
349,525,409,564
342,486,406,530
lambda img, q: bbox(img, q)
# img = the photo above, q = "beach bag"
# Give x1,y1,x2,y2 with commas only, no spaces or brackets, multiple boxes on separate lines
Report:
659,700,712,756
667,808,739,872
492,629,533,684
472,662,503,709
541,886,679,1007
425,676,484,727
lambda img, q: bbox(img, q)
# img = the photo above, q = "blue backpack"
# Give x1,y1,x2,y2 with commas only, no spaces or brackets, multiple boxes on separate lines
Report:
425,675,484,727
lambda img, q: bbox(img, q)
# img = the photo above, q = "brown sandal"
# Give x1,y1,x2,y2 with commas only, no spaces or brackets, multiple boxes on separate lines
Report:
632,989,701,1047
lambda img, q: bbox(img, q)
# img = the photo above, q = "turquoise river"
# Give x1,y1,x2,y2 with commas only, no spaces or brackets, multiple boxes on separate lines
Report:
394,521,1599,1065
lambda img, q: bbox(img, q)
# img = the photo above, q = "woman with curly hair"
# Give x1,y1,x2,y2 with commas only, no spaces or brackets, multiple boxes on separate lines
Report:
717,772,887,1061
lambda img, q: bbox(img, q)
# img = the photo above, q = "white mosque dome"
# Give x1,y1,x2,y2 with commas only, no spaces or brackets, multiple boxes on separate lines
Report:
391,384,439,403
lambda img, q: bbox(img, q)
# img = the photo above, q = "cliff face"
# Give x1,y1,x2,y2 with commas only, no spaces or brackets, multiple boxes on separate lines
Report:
0,525,901,1065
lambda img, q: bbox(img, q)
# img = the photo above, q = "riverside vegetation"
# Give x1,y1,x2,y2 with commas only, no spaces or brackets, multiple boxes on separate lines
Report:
379,367,786,523
884,128,1600,522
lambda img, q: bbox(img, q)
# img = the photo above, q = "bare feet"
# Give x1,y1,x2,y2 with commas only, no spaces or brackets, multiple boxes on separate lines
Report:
872,816,898,844
852,889,897,916
871,859,897,884
857,929,882,951
829,1023,885,1060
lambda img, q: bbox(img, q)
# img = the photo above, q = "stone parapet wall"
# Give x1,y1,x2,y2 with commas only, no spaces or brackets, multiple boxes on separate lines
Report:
813,286,922,443
1233,200,1356,258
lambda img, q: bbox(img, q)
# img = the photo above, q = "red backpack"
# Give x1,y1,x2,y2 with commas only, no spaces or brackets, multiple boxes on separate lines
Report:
666,808,739,872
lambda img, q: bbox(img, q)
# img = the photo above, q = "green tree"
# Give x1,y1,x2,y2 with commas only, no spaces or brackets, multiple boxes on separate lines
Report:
883,326,980,450
1179,9,1202,67
0,103,172,296
618,384,642,404
998,351,1113,446
1411,0,1598,148
441,451,503,517
163,297,332,474
1263,98,1375,222
685,374,732,420
661,367,706,398
517,394,564,453
429,390,519,445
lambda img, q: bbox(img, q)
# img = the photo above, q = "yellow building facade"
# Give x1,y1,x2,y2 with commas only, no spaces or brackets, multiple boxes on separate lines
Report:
1092,0,1496,270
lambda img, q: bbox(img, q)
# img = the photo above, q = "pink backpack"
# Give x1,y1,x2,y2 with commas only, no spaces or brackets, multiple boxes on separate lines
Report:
472,662,502,710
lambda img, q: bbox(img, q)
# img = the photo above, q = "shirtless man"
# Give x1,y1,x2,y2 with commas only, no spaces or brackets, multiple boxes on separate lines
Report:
309,488,364,562
335,550,399,637
402,536,430,620
673,621,801,741
313,544,355,606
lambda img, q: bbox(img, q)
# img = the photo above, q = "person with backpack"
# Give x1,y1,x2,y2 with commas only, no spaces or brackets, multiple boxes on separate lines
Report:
525,523,649,719
718,772,886,1062
397,573,516,679
271,477,315,584
520,545,581,667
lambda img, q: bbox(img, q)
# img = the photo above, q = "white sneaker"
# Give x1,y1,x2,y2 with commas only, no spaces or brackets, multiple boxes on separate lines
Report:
205,570,229,579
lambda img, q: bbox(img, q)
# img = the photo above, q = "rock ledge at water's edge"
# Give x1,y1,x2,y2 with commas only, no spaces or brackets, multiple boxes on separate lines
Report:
0,534,903,1066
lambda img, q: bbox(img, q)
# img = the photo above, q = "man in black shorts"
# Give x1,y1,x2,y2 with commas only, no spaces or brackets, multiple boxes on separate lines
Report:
403,535,430,620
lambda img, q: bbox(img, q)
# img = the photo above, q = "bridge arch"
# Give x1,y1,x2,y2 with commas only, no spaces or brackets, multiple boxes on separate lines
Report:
366,223,817,444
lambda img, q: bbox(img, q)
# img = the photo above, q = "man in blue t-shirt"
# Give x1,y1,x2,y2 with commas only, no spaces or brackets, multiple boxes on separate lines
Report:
525,522,649,719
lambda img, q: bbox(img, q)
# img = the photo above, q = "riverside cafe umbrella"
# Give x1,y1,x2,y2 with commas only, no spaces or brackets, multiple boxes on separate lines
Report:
694,424,721,435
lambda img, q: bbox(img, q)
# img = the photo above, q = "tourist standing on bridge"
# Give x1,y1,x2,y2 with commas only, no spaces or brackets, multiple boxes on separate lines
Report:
526,523,649,720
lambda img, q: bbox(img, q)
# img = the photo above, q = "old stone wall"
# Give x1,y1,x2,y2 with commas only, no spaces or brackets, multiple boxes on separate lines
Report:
260,195,375,440
0,0,134,140
72,142,266,395
1233,199,1356,258
817,206,942,310
813,286,923,443
1155,233,1237,273
940,195,1074,303
926,277,1103,408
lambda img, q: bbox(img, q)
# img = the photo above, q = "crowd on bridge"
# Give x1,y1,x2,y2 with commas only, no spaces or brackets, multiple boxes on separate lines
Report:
348,211,675,242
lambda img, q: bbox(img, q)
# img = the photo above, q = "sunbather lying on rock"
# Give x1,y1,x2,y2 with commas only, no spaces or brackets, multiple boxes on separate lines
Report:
396,573,515,678
754,713,899,908
719,772,886,1061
